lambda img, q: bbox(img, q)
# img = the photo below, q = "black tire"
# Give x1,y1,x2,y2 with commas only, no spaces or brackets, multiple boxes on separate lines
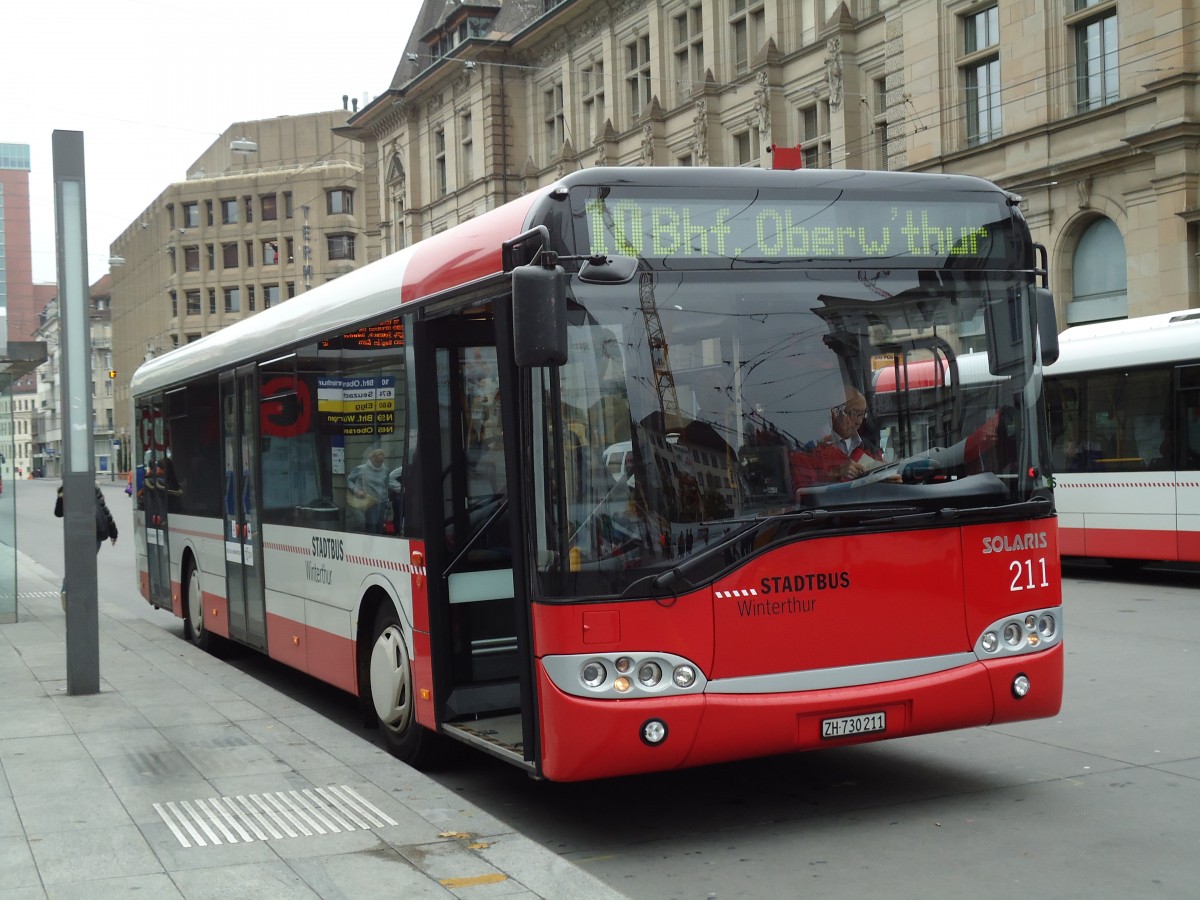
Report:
364,604,439,767
1105,557,1148,573
183,560,213,652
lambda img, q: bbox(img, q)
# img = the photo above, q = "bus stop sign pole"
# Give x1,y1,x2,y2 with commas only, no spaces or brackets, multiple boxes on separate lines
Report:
53,129,100,695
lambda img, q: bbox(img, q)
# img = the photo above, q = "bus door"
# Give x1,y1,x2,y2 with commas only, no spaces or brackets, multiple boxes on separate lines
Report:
415,307,534,765
220,366,267,650
140,397,172,606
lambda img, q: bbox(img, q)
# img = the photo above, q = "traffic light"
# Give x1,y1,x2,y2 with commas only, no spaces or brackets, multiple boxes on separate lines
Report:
108,369,117,379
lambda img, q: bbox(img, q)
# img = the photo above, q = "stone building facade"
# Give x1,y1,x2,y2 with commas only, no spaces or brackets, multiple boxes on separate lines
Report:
340,0,1198,327
107,111,371,438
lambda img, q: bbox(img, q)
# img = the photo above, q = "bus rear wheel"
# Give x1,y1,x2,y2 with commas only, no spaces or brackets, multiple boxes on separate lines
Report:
367,606,438,767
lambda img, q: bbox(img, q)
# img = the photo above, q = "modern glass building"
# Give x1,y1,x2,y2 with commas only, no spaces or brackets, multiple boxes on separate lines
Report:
0,143,46,623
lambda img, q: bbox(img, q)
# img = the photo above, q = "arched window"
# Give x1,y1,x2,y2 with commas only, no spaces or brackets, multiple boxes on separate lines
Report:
1069,217,1127,324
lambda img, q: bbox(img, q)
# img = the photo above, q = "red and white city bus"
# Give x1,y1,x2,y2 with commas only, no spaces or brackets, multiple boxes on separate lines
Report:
130,167,1063,782
1043,310,1200,565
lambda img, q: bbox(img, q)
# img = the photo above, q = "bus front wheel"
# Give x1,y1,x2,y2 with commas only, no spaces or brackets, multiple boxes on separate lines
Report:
183,561,212,652
367,605,438,767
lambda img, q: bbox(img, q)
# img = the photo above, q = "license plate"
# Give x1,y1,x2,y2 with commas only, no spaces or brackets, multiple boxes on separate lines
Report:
821,711,886,739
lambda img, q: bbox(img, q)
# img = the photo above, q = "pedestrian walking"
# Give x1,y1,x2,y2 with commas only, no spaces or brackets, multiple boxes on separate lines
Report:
55,484,119,610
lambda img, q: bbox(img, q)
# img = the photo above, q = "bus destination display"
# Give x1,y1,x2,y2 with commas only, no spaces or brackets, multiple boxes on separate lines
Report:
320,317,405,352
581,192,1008,262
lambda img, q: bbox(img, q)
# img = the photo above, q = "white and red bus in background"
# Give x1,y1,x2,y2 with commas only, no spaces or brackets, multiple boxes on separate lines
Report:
1043,310,1200,566
130,167,1063,782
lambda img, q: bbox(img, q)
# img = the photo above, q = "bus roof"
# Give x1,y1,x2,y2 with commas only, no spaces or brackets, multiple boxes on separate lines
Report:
130,166,1017,398
1046,309,1200,376
130,187,548,397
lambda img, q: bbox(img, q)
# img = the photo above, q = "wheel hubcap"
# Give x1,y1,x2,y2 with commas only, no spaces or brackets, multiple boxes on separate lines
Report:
188,573,202,636
369,625,412,730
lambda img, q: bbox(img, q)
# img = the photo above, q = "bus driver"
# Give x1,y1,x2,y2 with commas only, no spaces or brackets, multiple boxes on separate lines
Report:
790,385,885,489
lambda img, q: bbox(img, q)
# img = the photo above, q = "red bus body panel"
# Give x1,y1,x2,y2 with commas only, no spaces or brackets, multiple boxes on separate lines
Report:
400,195,544,304
533,519,1062,782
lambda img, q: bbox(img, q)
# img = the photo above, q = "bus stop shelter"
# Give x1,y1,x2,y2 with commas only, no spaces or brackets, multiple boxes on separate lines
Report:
0,341,49,623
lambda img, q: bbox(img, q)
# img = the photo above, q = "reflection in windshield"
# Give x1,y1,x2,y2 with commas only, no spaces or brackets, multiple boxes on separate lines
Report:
536,268,1049,599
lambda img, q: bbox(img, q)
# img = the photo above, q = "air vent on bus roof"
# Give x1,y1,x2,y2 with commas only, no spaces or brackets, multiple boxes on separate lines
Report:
1168,311,1200,324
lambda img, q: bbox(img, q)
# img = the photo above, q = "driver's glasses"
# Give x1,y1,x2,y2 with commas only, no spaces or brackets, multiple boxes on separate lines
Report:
832,403,867,421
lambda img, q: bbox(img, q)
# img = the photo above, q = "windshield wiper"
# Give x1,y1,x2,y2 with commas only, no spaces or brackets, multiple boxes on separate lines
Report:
627,505,925,599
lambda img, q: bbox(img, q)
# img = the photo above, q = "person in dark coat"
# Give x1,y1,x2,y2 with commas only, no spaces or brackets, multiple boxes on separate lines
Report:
55,484,118,610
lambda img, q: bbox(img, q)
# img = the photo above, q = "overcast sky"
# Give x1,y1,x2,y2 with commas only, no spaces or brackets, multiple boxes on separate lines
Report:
3,0,419,284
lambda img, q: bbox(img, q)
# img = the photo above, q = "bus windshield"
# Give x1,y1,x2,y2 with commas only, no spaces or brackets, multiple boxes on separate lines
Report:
534,266,1050,599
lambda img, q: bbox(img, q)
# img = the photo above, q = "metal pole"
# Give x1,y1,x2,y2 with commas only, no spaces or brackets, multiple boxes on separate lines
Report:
53,130,99,695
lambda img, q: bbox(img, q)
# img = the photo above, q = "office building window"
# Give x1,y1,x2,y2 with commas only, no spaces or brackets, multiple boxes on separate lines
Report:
182,202,199,228
799,101,830,168
874,77,890,170
961,5,1001,145
674,1,704,101
733,130,754,166
224,287,241,313
730,0,765,76
221,198,238,224
1071,0,1118,111
327,189,353,215
222,243,238,269
184,246,200,272
459,112,473,184
185,290,201,315
328,234,356,260
264,283,281,308
544,82,565,162
581,61,605,147
434,128,447,197
625,34,652,122
261,193,277,221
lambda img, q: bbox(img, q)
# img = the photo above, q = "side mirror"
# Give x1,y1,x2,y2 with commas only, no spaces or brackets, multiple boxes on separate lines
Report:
1034,287,1059,366
512,263,567,367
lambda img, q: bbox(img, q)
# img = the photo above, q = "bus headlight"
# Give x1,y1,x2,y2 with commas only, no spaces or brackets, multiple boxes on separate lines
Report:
545,653,707,698
638,661,662,687
673,665,697,688
581,661,606,688
1002,622,1024,647
1037,614,1056,639
973,607,1063,660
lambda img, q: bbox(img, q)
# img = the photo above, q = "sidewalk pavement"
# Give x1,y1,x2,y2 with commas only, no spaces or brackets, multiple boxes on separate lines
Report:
0,550,627,899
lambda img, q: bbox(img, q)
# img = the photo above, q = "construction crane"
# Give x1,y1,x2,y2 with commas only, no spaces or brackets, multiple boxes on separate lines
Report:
638,271,707,520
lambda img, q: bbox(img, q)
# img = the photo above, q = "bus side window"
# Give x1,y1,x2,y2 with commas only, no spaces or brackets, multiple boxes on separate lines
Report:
1186,401,1200,468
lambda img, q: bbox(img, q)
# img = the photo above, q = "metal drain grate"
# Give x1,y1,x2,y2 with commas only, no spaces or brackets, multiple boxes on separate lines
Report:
153,784,398,848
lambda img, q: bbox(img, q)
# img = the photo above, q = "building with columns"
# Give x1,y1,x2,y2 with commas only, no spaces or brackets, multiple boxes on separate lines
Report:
107,111,371,439
337,0,1197,326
